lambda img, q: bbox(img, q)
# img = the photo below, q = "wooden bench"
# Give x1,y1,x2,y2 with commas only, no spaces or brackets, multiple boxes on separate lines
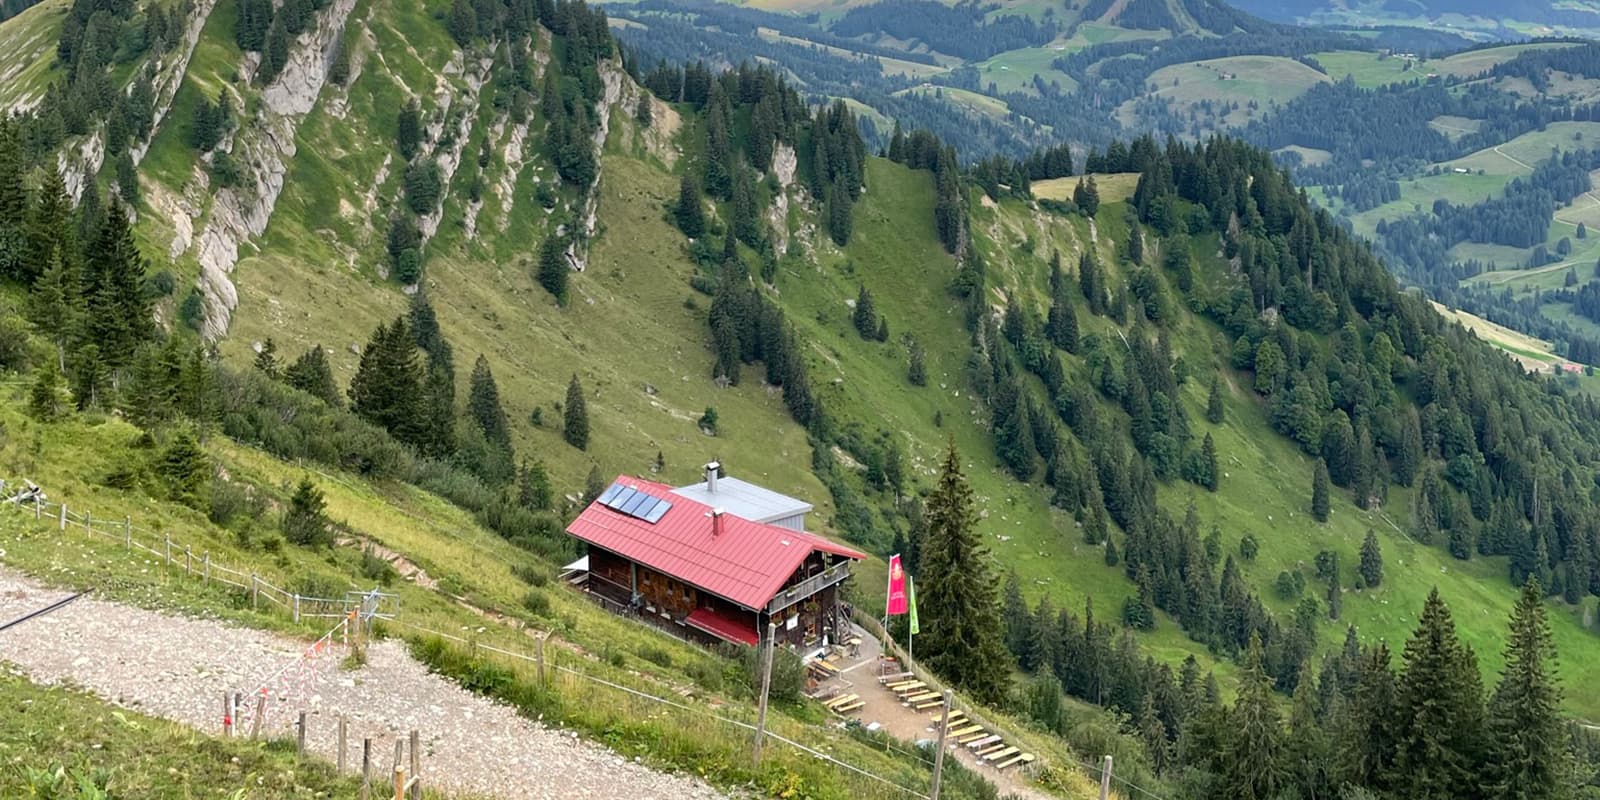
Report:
904,691,940,704
983,746,1020,762
976,743,1010,758
825,693,859,710
891,681,926,694
964,734,1002,750
913,698,945,711
948,724,984,739
957,730,992,745
932,710,965,726
995,752,1035,770
833,701,864,714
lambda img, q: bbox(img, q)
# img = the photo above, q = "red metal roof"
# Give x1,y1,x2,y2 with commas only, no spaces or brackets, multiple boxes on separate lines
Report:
685,607,760,646
565,475,866,610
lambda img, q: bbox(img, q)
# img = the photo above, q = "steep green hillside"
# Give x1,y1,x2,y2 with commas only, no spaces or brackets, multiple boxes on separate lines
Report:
4,0,1600,796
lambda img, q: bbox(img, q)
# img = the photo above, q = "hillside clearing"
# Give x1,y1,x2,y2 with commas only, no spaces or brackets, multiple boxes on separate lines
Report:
1118,55,1329,129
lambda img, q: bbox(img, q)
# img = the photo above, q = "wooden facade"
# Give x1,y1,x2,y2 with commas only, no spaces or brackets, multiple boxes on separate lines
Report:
584,545,851,649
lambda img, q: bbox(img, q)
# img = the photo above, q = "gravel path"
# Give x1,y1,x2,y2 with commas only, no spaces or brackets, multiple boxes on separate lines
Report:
0,568,725,800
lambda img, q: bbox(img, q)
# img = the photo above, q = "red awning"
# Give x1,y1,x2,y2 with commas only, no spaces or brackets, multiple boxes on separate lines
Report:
686,607,760,646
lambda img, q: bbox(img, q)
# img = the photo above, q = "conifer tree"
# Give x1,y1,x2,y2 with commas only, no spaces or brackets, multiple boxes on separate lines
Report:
1486,579,1573,800
673,173,705,239
398,99,422,160
919,443,1012,705
1312,457,1330,522
1206,374,1225,424
253,338,279,378
24,167,76,288
1359,530,1383,588
702,83,733,199
349,319,425,448
537,232,569,305
1390,589,1485,798
518,459,554,510
328,31,352,85
30,253,82,357
467,354,513,454
448,0,477,45
29,360,64,421
852,285,877,339
1002,569,1029,658
563,373,589,450
285,345,341,407
1286,662,1332,800
418,359,457,460
283,476,331,547
907,341,926,386
1220,634,1286,800
160,430,210,506
83,199,152,367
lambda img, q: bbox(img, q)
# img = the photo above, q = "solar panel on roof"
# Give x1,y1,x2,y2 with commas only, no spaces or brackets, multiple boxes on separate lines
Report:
593,481,672,524
607,487,638,511
642,501,671,523
619,492,651,516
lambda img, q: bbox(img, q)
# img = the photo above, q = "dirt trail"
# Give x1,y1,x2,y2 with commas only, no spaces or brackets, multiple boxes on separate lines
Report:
0,567,723,800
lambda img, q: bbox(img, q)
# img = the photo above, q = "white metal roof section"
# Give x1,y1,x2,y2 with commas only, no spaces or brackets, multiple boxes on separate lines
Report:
670,476,814,524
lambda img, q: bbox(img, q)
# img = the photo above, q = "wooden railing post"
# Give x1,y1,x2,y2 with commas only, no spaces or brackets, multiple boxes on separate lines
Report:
1099,755,1113,800
408,730,420,800
222,692,233,737
249,693,266,740
124,516,131,549
752,622,776,767
293,594,301,624
391,741,405,800
251,574,260,610
58,503,66,531
360,738,373,800
536,635,546,685
337,716,348,774
203,551,211,585
297,711,307,756
185,546,193,575
164,536,171,566
929,690,953,800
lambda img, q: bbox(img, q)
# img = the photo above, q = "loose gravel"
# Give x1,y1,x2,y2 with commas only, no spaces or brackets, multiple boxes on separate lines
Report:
0,568,725,800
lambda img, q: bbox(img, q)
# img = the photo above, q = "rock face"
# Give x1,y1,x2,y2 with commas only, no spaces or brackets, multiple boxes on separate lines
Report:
417,57,492,247
195,0,357,342
565,58,628,273
131,0,220,169
767,142,797,255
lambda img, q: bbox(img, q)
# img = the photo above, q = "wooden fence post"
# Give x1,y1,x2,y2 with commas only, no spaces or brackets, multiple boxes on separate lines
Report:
1099,755,1113,800
249,693,266,740
752,622,777,768
360,738,372,800
84,509,90,533
293,594,301,624
203,552,211,586
297,711,307,756
124,516,131,549
164,536,171,566
185,546,193,575
391,741,405,800
33,499,40,519
536,635,546,685
337,716,348,774
223,692,233,737
408,730,420,800
929,690,953,800
58,503,66,531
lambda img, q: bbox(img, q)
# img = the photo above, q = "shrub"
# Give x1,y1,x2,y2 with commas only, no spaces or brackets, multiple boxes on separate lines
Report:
637,645,673,669
359,546,397,586
511,562,549,587
209,479,251,525
521,590,551,617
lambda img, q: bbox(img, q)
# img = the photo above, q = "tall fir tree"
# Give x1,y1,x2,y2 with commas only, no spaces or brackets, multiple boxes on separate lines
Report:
1389,589,1486,799
348,318,426,449
467,354,513,453
563,373,589,450
285,345,341,407
1206,374,1225,424
1359,530,1383,588
1312,458,1331,522
1219,634,1287,800
918,443,1012,705
1486,579,1573,800
82,199,152,367
673,173,705,239
537,232,569,305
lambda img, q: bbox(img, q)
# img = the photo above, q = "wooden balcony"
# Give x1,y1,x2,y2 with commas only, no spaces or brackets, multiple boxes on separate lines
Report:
766,560,851,614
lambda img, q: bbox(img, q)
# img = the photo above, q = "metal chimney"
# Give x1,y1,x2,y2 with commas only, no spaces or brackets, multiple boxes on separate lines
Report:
712,507,725,536
705,461,721,493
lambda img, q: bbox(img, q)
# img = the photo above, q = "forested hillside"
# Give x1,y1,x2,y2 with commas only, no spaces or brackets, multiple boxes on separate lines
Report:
3,0,1600,797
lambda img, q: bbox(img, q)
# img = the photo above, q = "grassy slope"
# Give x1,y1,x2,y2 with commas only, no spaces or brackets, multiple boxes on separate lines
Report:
0,670,378,798
1118,55,1330,130
0,0,64,110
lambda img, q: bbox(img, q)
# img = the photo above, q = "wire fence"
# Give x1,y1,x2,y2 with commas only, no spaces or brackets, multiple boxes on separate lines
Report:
3,489,398,624
384,617,935,800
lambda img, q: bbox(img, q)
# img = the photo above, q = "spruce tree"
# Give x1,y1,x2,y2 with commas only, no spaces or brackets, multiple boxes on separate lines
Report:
1390,589,1485,798
1486,579,1573,800
1220,634,1287,800
1206,374,1225,424
30,253,82,356
1312,457,1330,522
1002,569,1030,658
348,319,425,448
29,360,64,420
919,443,1012,705
82,199,152,367
673,173,705,239
284,345,341,407
537,232,569,305
852,285,876,339
397,99,422,160
563,373,589,450
907,341,926,386
160,430,210,506
448,0,477,45
283,476,331,547
253,338,279,378
1286,662,1333,800
467,354,512,453
518,459,553,511
1359,530,1383,588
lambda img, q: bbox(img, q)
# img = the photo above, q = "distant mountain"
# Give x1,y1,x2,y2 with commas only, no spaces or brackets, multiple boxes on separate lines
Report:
1231,0,1600,35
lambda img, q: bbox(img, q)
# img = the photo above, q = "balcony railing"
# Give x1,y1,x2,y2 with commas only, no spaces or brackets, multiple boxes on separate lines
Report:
766,561,851,614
